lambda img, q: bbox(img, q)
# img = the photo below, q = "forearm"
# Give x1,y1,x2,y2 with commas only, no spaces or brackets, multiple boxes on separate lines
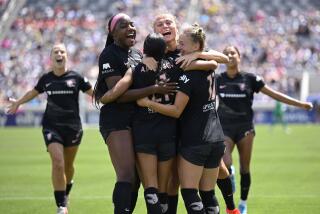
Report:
17,89,38,105
148,101,180,118
198,50,229,64
116,86,156,103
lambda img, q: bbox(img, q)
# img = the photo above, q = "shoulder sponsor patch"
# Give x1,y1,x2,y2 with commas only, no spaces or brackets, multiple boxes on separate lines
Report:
179,74,190,84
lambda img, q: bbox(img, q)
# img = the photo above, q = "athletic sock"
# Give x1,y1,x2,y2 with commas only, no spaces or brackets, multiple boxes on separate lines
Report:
158,192,169,213
199,189,220,214
240,173,251,200
113,182,132,213
54,190,67,207
144,187,162,214
168,194,178,214
181,188,204,214
217,177,235,210
66,180,73,196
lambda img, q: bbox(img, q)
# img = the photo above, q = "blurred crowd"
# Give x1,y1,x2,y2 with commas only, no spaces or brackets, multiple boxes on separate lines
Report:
0,0,319,107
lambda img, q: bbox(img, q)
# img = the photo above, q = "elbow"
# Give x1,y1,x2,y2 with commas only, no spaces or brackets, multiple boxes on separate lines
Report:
172,109,183,118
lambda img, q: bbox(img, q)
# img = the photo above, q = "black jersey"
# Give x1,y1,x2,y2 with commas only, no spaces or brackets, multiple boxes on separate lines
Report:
216,71,265,124
98,43,142,121
178,71,224,147
34,70,92,129
131,49,182,139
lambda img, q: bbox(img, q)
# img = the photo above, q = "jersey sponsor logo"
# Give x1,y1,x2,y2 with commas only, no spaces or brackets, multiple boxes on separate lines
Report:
220,93,246,98
102,63,114,74
203,102,215,112
66,79,76,87
145,193,159,204
179,75,190,84
103,63,111,70
190,201,204,211
46,90,74,95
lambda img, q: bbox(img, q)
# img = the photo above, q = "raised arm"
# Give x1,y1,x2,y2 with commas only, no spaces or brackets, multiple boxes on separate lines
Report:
137,91,189,118
6,89,39,114
260,85,313,110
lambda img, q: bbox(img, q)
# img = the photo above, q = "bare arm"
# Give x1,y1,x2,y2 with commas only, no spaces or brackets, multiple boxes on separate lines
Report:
137,91,189,118
176,50,229,68
99,68,133,104
184,60,218,71
84,88,94,97
6,89,39,114
116,81,177,103
260,85,313,110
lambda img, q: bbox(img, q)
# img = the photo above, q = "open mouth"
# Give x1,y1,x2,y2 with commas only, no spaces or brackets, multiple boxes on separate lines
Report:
162,32,171,36
127,32,136,39
56,59,63,63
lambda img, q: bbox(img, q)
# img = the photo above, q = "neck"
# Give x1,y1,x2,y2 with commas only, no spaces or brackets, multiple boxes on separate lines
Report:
114,41,129,50
226,65,239,78
53,67,66,76
166,40,177,52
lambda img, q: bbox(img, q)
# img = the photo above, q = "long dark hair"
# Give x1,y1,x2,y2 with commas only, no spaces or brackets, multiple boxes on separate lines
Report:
93,15,116,109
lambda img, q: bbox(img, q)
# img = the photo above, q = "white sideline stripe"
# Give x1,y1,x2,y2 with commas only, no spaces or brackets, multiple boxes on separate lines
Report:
0,194,318,201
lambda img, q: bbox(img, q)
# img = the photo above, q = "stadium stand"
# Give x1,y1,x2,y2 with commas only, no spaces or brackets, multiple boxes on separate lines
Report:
0,0,319,115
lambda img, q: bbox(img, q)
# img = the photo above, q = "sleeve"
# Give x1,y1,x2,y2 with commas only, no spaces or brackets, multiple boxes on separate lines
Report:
99,51,126,79
34,74,46,93
131,64,142,89
79,75,92,92
250,73,265,93
177,73,192,98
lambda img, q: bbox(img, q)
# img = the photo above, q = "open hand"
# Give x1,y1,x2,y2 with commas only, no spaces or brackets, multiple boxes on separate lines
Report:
6,98,19,114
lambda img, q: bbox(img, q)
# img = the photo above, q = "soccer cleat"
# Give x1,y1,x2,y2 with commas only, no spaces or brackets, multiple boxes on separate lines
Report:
230,165,236,193
57,206,68,214
226,208,241,214
238,203,247,214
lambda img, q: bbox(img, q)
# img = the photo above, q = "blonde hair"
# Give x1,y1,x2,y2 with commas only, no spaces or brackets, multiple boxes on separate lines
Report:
182,23,206,51
153,13,178,30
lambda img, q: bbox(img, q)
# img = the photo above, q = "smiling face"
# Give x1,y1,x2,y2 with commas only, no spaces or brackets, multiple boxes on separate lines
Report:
178,34,200,56
50,43,67,70
223,46,241,67
153,14,178,44
112,16,136,48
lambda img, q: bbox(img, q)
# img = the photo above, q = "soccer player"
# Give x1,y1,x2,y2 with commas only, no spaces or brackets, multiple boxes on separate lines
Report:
152,13,230,214
6,43,93,214
93,13,175,214
216,45,313,214
137,24,240,214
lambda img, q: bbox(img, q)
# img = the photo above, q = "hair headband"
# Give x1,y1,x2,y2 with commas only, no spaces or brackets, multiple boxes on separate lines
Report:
110,13,130,32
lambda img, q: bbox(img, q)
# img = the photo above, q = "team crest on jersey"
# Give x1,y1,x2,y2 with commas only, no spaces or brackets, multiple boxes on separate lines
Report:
47,132,52,141
66,79,76,87
239,83,245,91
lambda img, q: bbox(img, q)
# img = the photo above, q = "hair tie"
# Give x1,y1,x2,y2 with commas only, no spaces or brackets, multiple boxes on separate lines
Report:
110,13,130,32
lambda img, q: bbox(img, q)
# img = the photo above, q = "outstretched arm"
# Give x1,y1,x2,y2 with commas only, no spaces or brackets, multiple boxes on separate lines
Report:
137,91,189,118
260,85,313,110
6,89,39,114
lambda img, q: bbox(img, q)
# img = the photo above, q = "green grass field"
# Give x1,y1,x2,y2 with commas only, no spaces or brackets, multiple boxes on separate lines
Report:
0,125,319,213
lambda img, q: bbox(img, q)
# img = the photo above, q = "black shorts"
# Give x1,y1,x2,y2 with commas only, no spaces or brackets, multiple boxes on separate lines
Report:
135,141,176,162
179,142,225,168
222,122,255,143
42,125,83,147
99,108,134,142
